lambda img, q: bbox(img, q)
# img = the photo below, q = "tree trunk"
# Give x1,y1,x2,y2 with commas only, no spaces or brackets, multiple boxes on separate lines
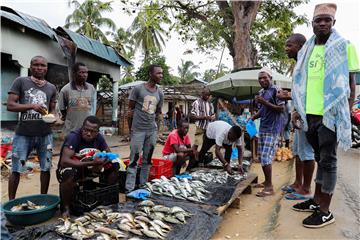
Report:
231,1,260,70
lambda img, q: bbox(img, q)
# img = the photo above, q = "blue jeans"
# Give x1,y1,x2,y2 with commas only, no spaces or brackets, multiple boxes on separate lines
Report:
11,134,53,173
125,130,157,192
306,115,338,194
293,129,315,161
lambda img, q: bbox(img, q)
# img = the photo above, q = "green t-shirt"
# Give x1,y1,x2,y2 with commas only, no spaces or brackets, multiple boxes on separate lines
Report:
306,43,359,115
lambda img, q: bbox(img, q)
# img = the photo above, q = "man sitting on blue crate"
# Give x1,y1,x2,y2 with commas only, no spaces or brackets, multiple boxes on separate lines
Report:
162,119,199,174
56,116,119,218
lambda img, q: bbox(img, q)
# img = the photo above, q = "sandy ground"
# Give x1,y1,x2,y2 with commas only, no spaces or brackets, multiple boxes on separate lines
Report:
1,124,359,239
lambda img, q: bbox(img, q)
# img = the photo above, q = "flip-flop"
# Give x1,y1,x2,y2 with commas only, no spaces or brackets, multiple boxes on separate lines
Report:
281,185,295,193
285,192,310,200
256,190,274,197
253,183,265,188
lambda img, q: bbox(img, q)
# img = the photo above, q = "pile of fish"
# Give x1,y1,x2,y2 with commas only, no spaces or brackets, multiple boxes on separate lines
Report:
191,169,247,185
55,200,192,239
207,159,251,169
144,176,210,203
10,200,45,212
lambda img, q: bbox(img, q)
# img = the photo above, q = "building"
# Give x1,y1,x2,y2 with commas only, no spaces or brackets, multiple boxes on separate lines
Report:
1,6,132,125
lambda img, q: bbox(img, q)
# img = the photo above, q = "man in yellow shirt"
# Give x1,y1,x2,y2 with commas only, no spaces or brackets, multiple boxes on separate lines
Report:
291,3,358,228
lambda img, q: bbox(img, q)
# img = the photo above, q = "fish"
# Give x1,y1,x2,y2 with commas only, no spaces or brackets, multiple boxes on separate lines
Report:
163,215,183,224
153,219,172,231
141,229,164,239
99,233,111,240
10,201,45,212
134,210,148,217
138,200,155,207
95,226,128,239
135,216,151,223
175,212,186,223
152,205,170,213
149,221,167,237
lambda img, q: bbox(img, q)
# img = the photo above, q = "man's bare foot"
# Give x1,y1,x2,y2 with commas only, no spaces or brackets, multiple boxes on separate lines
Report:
62,208,71,219
294,188,311,196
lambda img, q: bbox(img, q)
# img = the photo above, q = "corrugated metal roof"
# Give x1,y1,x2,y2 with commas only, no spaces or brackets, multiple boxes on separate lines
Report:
1,6,132,67
62,28,132,67
1,6,56,39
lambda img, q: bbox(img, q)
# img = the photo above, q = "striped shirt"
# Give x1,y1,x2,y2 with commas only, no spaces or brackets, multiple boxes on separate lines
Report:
191,98,214,129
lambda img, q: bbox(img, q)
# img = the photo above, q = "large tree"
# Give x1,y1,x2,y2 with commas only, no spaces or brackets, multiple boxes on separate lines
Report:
177,60,200,83
125,0,308,73
65,0,116,44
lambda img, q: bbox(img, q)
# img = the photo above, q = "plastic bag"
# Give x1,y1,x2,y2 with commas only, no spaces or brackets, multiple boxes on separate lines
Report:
246,120,257,138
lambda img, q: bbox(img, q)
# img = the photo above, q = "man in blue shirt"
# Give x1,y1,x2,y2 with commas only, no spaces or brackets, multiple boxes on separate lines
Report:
252,68,285,197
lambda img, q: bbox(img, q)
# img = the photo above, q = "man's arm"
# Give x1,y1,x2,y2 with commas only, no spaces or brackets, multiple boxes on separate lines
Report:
127,100,136,131
251,110,261,121
7,93,47,114
237,145,244,174
59,146,101,168
349,72,356,111
256,96,284,112
172,144,193,154
215,145,227,166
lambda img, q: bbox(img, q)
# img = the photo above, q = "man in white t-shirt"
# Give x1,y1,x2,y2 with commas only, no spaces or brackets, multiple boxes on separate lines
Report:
197,120,243,174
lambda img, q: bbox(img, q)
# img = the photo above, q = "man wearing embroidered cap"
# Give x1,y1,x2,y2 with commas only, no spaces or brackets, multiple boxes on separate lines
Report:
251,67,285,197
291,3,359,228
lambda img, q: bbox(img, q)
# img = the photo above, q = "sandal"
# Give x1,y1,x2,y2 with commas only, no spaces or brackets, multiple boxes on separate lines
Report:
253,183,265,188
285,192,311,200
256,189,274,197
281,185,295,193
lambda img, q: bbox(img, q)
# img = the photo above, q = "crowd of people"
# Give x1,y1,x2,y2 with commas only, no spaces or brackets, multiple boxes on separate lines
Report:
5,3,358,230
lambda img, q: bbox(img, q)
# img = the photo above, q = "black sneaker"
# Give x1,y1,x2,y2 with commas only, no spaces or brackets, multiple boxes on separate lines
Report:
292,199,319,212
303,210,335,228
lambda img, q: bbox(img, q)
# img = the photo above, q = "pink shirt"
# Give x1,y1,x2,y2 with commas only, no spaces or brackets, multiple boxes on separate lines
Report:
162,129,191,155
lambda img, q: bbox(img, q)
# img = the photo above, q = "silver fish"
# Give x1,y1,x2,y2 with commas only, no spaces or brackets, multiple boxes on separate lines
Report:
142,229,164,239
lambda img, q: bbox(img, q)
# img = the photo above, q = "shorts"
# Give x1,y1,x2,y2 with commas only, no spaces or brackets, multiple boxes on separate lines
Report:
163,153,178,162
194,127,205,146
258,132,279,166
11,134,53,173
56,162,119,183
293,129,315,161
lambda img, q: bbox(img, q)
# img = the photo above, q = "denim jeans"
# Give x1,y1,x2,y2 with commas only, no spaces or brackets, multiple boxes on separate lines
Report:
125,130,157,192
11,134,53,173
305,115,338,194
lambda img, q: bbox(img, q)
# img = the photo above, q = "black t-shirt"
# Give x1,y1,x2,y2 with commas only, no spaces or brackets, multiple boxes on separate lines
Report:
58,129,109,168
8,77,57,136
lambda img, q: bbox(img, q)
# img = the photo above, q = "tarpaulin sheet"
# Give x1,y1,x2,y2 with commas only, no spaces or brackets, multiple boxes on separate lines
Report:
10,201,222,240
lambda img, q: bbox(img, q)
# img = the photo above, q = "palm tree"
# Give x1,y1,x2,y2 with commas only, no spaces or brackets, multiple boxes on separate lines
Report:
128,3,169,60
65,0,116,44
108,27,134,58
177,60,200,83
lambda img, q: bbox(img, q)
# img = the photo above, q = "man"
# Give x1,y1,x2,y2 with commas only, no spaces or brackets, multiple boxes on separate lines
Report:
56,116,118,217
191,87,215,150
7,56,57,199
162,119,198,174
58,62,97,136
278,34,316,200
125,64,164,192
291,3,358,228
251,68,285,197
198,120,243,175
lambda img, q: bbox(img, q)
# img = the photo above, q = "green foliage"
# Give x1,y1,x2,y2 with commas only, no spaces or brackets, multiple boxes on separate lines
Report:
129,2,171,60
98,75,112,91
203,64,229,82
177,60,200,83
108,27,135,58
135,55,177,85
65,0,116,44
125,0,309,72
252,0,309,73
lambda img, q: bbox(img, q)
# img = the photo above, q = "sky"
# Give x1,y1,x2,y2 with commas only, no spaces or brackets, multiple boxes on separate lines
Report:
2,0,360,78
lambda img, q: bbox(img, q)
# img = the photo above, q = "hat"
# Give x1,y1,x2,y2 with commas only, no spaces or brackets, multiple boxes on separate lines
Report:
259,67,272,77
313,3,337,18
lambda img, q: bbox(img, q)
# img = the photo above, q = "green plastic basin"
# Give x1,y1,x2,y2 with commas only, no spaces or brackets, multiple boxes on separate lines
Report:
2,194,60,226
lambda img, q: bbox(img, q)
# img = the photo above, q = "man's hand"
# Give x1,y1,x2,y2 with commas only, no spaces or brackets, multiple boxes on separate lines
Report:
32,104,47,115
193,149,199,161
224,163,233,175
91,157,107,172
255,95,266,105
291,111,302,129
237,166,244,175
277,90,290,100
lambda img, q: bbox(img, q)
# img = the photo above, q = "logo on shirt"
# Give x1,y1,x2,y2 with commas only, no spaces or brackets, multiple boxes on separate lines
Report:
142,95,157,114
309,52,324,73
21,88,47,121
